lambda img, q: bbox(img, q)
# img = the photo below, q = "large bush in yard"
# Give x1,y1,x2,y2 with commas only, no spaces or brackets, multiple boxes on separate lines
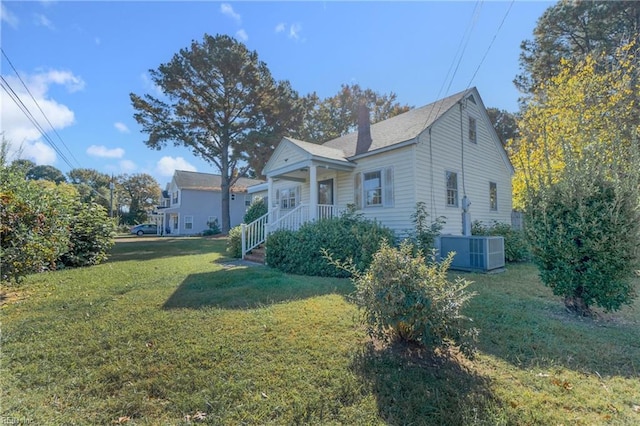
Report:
226,225,243,258
244,197,267,223
58,202,116,268
1,169,72,283
344,241,478,357
526,172,640,315
266,208,395,277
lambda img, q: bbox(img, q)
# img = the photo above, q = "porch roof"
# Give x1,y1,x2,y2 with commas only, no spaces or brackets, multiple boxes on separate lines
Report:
263,136,355,178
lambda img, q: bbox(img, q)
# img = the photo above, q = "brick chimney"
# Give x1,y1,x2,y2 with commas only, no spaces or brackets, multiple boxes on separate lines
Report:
355,103,372,155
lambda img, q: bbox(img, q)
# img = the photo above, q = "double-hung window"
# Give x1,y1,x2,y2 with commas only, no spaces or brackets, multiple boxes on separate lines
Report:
280,187,297,209
184,215,193,230
363,171,382,207
446,171,458,207
172,191,179,205
354,167,394,209
489,182,498,211
468,116,477,144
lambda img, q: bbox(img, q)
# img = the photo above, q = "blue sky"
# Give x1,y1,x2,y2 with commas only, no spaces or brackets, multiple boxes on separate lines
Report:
1,1,552,186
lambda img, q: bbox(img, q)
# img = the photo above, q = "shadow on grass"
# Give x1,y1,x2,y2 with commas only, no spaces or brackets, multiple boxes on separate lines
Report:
162,266,354,310
107,237,227,264
351,341,512,425
466,264,640,378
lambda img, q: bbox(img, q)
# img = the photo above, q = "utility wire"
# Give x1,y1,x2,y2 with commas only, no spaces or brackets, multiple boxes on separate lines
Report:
1,48,82,169
466,0,515,89
1,76,74,168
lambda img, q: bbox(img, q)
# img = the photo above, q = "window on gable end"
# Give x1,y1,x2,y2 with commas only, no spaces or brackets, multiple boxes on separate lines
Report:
469,116,477,144
489,182,498,211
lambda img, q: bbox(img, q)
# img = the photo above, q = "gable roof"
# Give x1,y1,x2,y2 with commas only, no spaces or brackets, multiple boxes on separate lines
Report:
322,89,471,157
172,170,264,192
283,137,349,163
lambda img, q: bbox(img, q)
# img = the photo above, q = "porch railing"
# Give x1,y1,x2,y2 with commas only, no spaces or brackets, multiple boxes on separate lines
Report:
241,212,268,256
240,204,342,259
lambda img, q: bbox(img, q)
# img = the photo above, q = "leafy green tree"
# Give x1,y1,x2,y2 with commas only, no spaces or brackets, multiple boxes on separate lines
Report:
26,165,67,184
516,1,640,96
295,84,412,143
9,159,36,174
67,168,113,211
130,34,303,232
116,173,161,225
486,107,519,146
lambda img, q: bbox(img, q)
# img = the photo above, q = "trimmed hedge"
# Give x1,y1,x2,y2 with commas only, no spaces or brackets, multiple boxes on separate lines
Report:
266,210,395,277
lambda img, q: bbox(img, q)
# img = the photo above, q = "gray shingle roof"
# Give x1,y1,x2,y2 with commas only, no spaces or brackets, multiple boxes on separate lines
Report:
283,137,349,162
322,89,471,157
173,170,264,192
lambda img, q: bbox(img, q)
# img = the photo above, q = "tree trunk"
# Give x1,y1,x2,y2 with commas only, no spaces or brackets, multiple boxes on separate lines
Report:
564,295,592,317
220,178,231,234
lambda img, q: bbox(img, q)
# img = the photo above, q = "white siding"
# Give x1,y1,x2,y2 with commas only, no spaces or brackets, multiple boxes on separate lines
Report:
414,96,513,235
265,142,309,174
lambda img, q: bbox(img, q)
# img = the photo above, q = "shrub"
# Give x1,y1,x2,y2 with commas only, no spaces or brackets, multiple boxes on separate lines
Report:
526,173,640,315
336,241,478,357
266,208,395,277
472,220,529,263
203,218,221,236
244,198,267,224
226,225,243,258
58,202,116,268
410,201,445,257
1,169,72,282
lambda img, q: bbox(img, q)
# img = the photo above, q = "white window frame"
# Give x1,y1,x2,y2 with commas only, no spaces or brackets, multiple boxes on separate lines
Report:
172,190,179,205
280,187,298,210
355,167,394,209
489,182,498,211
363,170,383,207
446,171,458,207
184,215,193,230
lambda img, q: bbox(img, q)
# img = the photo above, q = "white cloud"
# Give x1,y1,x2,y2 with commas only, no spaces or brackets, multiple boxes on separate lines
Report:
34,13,55,30
220,3,241,24
119,160,137,174
1,70,82,165
156,156,197,177
289,23,302,40
1,4,19,29
275,23,285,33
114,122,130,133
87,145,125,159
235,29,248,42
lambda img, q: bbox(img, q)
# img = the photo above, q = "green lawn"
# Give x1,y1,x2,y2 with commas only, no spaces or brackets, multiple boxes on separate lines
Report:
1,237,639,425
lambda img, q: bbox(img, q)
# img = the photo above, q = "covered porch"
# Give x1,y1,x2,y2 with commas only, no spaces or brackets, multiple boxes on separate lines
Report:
241,137,355,259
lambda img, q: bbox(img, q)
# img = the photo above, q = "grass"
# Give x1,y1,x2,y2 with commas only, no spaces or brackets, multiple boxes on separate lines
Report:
1,237,639,425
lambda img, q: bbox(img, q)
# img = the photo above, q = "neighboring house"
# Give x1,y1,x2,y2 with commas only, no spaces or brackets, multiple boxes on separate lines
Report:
244,87,514,254
159,170,264,236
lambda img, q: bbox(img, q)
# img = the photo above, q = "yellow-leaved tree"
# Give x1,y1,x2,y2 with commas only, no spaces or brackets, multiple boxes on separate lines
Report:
510,43,639,209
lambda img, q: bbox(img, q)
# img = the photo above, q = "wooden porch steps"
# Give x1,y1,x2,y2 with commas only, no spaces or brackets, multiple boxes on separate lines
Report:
244,245,266,264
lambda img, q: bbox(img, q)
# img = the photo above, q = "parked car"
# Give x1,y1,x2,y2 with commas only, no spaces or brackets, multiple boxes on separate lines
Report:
130,223,158,236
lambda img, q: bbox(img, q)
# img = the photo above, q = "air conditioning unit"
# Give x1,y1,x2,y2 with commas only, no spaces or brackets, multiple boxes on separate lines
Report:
438,235,505,272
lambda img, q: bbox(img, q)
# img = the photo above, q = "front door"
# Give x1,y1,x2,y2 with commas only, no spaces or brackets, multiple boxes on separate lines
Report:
318,179,334,219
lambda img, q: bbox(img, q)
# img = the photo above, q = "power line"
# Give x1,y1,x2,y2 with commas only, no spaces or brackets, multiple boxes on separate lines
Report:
0,76,74,168
466,0,515,90
1,47,82,169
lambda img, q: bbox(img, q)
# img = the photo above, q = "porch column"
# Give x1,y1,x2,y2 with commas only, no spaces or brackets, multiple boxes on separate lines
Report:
309,165,318,221
267,177,274,223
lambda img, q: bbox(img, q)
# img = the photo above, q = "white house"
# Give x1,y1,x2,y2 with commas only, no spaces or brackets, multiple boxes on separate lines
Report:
243,88,514,256
159,170,264,236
